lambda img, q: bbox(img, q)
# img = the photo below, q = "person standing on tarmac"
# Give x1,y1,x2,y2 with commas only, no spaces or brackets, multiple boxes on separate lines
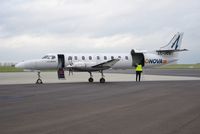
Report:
135,63,143,82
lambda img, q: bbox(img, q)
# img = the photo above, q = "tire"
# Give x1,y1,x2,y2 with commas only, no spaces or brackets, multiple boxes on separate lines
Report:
100,78,105,83
36,79,43,84
88,78,94,83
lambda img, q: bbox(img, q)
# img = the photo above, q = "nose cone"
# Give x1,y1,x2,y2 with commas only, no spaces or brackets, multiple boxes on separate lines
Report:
15,62,25,69
15,61,33,69
15,60,39,70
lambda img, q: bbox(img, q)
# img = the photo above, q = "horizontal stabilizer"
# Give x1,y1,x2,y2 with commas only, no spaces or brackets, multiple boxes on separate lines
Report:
156,49,188,53
156,49,188,55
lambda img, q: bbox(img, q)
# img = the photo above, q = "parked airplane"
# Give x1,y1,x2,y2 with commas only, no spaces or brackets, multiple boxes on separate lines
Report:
15,32,187,84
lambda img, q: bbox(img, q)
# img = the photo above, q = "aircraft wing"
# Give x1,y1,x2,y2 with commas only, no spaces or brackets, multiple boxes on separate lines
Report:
92,59,120,69
65,59,120,72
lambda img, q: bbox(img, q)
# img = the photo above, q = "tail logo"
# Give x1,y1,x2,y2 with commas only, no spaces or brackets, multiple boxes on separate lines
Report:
171,35,180,50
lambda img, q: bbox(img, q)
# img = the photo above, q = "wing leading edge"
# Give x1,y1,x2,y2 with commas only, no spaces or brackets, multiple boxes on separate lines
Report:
92,58,120,70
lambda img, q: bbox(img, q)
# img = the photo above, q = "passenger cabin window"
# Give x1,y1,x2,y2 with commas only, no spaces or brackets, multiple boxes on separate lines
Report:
89,56,92,60
82,56,85,60
104,56,107,60
125,56,128,60
74,56,78,60
111,56,114,60
68,56,72,60
97,56,100,60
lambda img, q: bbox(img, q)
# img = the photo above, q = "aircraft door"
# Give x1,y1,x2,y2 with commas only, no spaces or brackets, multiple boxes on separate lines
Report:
131,49,145,67
57,54,65,79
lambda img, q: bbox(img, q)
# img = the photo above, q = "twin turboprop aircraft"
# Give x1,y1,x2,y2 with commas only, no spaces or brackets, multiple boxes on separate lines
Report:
15,32,187,84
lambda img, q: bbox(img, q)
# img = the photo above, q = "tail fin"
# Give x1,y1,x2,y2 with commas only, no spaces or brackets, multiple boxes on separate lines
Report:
161,32,184,50
156,32,187,54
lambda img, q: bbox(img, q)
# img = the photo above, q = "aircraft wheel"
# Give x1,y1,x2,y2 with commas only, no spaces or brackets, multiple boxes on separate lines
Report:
100,78,105,83
88,77,94,83
36,79,43,84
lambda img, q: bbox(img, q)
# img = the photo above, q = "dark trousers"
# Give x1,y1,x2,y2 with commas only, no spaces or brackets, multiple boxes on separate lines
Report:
136,71,142,81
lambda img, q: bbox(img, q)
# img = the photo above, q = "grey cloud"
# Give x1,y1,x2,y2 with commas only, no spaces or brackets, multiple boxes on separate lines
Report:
0,0,200,63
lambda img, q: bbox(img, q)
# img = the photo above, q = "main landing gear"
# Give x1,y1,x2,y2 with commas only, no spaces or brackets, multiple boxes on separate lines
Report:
88,72,94,82
88,71,106,83
100,70,105,83
36,72,43,84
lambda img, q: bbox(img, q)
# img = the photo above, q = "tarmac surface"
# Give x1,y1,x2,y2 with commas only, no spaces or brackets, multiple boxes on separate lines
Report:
0,69,200,134
0,69,200,85
0,81,200,134
107,68,200,77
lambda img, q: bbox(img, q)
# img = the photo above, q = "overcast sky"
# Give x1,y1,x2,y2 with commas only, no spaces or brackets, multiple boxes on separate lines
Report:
0,0,199,63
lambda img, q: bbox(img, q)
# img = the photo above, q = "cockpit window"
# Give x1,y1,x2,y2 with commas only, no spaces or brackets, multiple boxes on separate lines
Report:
51,56,56,59
42,55,56,59
42,55,49,59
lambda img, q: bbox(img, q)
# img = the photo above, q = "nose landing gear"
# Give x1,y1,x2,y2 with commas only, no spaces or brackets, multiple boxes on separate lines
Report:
36,72,43,84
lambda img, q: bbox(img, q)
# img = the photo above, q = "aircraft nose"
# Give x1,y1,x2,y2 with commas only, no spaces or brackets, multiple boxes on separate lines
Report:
15,62,25,69
15,60,38,70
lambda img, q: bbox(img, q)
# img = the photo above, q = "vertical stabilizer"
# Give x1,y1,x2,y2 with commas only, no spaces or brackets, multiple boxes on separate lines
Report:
156,32,187,55
160,32,184,50
156,32,187,64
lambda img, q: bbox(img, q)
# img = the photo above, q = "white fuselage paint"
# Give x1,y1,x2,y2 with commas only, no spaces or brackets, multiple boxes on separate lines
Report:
14,32,185,83
15,52,177,71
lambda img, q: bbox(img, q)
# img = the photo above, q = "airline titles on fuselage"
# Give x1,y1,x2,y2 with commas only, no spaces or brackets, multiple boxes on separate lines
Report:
145,59,168,64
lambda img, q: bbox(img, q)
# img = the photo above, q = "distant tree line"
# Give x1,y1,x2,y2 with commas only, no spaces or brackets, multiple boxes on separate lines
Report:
0,62,17,67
